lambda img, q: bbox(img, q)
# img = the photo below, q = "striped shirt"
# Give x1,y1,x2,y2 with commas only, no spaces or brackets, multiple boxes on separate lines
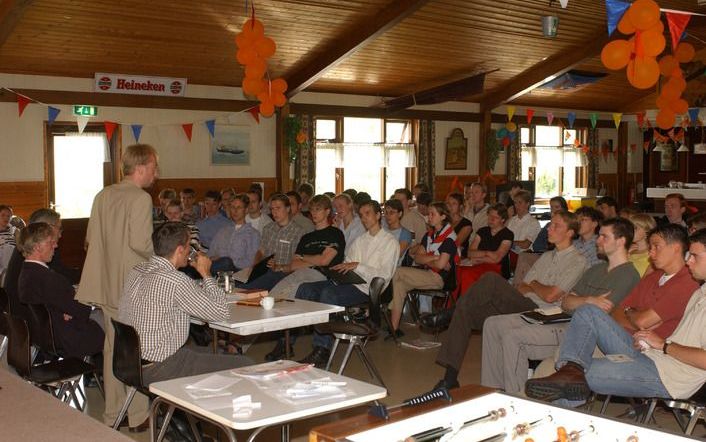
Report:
118,256,228,362
0,226,16,247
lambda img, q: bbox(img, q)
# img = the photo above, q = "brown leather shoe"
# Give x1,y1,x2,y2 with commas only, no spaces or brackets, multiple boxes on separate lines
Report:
525,361,591,401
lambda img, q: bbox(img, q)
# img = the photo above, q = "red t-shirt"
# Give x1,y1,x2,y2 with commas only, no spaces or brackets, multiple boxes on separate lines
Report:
619,266,699,338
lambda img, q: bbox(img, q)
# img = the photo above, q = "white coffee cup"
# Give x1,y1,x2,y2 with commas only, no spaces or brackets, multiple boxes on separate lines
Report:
260,296,275,310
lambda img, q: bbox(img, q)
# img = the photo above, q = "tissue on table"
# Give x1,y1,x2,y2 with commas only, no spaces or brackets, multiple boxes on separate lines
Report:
184,373,241,399
232,394,262,418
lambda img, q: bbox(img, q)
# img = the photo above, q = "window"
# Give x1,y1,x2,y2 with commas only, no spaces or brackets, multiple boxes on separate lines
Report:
521,125,587,198
314,117,415,200
315,119,338,141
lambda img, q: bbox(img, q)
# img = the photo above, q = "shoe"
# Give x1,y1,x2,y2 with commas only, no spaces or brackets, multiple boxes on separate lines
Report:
128,417,150,433
433,378,459,391
384,328,405,341
420,307,455,329
298,346,331,368
265,340,294,362
525,361,591,401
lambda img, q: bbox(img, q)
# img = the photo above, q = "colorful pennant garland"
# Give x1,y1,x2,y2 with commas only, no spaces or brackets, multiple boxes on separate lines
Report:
48,106,60,125
205,120,216,138
104,121,118,141
17,94,30,117
526,108,534,125
605,0,630,36
131,124,143,142
182,123,193,142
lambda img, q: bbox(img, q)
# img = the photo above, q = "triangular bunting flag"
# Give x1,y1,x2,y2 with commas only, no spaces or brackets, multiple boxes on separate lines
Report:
131,124,143,142
506,105,515,121
547,111,554,125
248,106,260,124
590,113,598,129
526,108,535,125
182,123,193,142
605,0,631,36
613,113,622,129
567,112,576,129
205,120,215,138
47,106,60,125
104,121,118,141
666,12,691,52
17,95,31,117
643,141,650,152
688,108,700,126
636,112,645,129
559,0,568,7
76,116,90,134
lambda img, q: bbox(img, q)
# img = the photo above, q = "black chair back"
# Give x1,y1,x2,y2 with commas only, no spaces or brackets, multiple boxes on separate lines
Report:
111,319,144,388
26,303,59,356
0,288,8,337
443,266,457,292
5,313,32,378
368,277,386,327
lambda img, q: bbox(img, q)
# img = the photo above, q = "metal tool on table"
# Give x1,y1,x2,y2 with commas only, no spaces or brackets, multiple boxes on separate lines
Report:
368,387,452,420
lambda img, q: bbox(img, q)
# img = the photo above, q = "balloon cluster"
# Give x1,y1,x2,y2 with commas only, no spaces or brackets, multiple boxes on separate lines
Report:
600,0,665,89
235,18,288,118
497,121,517,147
655,42,695,129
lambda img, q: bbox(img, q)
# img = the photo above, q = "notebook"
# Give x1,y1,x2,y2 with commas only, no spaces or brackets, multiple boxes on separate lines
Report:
315,266,366,285
232,254,275,284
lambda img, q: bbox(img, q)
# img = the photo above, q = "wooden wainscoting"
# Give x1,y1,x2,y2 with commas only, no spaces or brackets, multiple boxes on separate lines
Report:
0,181,48,221
433,175,507,201
148,177,279,202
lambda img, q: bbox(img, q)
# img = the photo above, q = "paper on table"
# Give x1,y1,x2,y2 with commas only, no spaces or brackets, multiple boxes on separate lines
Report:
537,306,563,316
185,373,241,392
232,360,313,381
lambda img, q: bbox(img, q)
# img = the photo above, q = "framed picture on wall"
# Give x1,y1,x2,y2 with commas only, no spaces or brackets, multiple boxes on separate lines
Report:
659,143,677,172
445,128,467,170
211,124,250,165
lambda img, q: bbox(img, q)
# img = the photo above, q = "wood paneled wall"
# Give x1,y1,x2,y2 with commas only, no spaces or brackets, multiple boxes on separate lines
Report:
0,181,48,221
148,177,279,202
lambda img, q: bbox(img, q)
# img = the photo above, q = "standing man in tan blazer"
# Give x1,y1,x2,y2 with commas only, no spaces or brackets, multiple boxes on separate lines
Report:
76,144,158,430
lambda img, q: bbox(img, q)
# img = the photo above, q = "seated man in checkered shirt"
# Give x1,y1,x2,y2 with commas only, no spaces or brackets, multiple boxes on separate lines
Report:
119,222,252,385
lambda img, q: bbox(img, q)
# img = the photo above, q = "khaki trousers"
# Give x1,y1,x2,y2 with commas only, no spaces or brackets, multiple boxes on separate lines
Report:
102,306,149,426
390,267,443,327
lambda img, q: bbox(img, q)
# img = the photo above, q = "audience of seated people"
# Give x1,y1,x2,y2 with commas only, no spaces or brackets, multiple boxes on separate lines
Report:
179,188,201,223
295,200,399,366
382,198,412,264
526,226,705,404
195,190,231,251
572,206,603,266
458,203,514,292
389,202,458,338
628,212,656,276
208,193,260,274
463,182,490,242
530,196,568,253
286,190,315,234
688,211,706,235
446,192,472,257
162,199,201,252
220,187,236,218
499,180,523,218
245,187,272,234
413,191,432,224
394,188,428,245
334,193,365,253
507,190,541,254
412,182,430,203
153,188,176,222
480,218,640,395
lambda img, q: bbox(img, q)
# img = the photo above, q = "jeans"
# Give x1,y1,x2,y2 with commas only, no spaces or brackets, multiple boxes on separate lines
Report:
558,305,670,398
295,280,369,349
240,270,287,290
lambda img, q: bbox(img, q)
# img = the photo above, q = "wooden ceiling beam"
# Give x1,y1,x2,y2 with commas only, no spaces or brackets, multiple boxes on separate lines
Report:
480,30,611,111
0,0,33,48
284,0,431,99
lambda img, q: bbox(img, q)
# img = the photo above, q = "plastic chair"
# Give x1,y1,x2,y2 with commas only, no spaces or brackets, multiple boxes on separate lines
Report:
313,277,387,388
405,269,457,339
5,312,95,407
641,384,706,435
111,319,152,429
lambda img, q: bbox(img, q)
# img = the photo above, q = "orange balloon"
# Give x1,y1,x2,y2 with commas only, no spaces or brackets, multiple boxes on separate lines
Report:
241,19,265,38
670,98,689,114
655,94,670,109
235,32,257,49
675,42,696,63
257,91,272,103
296,131,306,144
506,121,517,132
245,57,267,78
618,14,636,35
254,36,276,59
671,66,683,78
627,0,661,31
628,56,660,89
242,77,266,96
236,47,258,65
661,82,681,100
642,30,665,57
271,78,288,93
601,40,632,70
647,19,664,34
658,55,678,76
260,101,275,118
656,109,676,129
272,93,287,107
668,75,687,93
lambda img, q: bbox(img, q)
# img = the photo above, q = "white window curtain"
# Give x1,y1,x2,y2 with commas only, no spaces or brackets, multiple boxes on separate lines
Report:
384,143,416,167
315,142,344,167
66,132,111,162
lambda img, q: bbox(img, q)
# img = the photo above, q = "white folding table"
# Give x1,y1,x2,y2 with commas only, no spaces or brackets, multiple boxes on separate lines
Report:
148,364,387,442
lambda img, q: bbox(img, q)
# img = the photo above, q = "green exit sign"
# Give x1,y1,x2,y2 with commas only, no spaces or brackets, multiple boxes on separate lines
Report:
72,105,98,116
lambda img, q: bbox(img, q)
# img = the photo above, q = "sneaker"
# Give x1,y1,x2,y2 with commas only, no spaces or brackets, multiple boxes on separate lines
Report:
525,361,591,401
298,346,331,368
264,340,293,362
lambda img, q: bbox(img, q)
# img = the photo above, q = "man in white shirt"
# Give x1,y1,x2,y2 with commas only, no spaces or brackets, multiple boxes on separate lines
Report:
245,188,272,234
463,182,490,242
506,190,541,254
295,200,399,367
394,188,427,245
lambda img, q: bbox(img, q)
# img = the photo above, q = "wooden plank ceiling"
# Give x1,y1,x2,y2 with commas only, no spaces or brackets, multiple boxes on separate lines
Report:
0,0,704,112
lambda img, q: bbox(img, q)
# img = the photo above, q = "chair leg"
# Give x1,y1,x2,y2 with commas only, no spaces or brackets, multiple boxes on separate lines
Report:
337,341,356,375
354,344,386,390
112,387,137,429
0,334,7,359
600,394,612,415
405,293,420,324
93,372,104,398
185,413,203,442
157,405,176,442
641,399,658,424
325,338,340,371
685,406,704,435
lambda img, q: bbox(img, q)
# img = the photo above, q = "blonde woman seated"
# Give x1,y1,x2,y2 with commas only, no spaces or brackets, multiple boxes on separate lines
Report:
628,212,656,277
457,203,514,297
389,202,457,337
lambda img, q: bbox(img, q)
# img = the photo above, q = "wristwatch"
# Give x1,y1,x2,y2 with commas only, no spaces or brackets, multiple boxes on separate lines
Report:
663,340,672,354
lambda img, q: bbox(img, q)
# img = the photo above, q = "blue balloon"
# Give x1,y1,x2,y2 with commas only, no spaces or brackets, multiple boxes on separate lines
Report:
508,132,517,141
497,128,508,138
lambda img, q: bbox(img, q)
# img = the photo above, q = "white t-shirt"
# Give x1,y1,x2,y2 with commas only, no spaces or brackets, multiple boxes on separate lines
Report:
507,213,541,253
245,213,273,234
